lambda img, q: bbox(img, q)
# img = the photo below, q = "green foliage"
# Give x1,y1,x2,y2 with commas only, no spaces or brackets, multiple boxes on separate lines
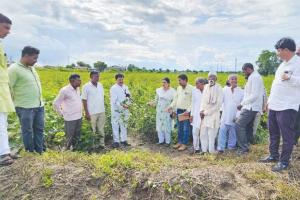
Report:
66,63,76,68
256,50,281,76
93,61,108,72
245,169,276,184
77,61,91,68
38,149,168,185
276,182,300,200
41,168,54,188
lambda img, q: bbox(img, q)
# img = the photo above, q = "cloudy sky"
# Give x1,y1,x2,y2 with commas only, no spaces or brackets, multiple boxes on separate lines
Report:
1,0,300,71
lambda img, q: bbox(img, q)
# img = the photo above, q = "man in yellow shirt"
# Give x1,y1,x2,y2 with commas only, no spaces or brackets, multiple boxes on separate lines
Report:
0,13,15,166
167,74,193,151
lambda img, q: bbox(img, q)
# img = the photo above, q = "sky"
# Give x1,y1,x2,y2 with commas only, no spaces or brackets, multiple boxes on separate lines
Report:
1,0,300,71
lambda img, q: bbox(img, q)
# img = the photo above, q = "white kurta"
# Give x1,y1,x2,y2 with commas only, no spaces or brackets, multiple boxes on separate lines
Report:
221,86,244,126
200,83,223,129
110,84,131,142
191,88,203,129
241,71,264,113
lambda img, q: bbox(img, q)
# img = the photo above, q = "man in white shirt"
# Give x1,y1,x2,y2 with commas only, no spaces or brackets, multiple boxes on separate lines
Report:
110,73,131,148
190,78,206,154
217,74,243,153
260,38,300,172
200,72,223,153
82,71,106,149
236,63,264,155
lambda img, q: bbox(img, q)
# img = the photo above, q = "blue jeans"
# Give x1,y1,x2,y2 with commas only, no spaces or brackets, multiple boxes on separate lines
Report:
176,109,190,145
16,107,45,153
217,123,237,151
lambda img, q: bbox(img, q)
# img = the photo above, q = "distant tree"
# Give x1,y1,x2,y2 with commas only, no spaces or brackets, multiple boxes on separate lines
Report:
77,61,91,68
127,64,141,72
93,61,108,72
256,50,281,75
66,63,76,68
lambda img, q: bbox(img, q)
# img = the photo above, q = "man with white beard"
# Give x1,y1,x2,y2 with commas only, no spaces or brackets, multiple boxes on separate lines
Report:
200,72,223,154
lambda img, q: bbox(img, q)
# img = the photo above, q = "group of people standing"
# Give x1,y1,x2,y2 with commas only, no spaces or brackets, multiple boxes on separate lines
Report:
53,72,132,150
0,13,132,165
1,12,300,172
151,37,300,172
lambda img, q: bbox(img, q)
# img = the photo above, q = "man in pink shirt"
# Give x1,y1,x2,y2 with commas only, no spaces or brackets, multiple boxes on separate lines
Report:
53,74,82,150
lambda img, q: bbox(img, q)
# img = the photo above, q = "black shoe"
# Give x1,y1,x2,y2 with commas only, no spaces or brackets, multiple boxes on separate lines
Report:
258,156,278,163
121,141,131,147
164,143,170,147
112,142,120,148
190,150,201,155
156,142,165,145
272,162,289,172
217,150,224,154
194,150,201,154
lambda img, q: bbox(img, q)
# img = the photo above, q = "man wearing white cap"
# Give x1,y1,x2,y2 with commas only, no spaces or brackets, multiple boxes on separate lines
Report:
200,71,223,153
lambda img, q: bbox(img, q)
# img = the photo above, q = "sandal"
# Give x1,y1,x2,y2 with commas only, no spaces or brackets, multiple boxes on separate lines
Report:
0,155,14,166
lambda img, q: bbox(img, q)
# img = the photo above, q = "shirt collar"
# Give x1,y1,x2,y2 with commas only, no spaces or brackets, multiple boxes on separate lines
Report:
284,54,298,65
17,62,31,69
89,81,98,87
68,84,79,91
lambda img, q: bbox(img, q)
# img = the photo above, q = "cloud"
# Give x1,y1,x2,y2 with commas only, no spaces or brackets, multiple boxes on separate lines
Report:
1,0,300,70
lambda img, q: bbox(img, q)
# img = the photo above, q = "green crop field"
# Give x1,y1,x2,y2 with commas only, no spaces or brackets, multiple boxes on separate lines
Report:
4,68,300,200
8,68,273,151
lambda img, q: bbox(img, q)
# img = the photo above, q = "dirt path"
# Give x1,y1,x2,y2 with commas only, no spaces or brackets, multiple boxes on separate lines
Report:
1,134,300,200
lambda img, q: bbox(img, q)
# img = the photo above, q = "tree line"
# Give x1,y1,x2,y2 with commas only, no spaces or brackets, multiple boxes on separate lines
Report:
62,50,281,75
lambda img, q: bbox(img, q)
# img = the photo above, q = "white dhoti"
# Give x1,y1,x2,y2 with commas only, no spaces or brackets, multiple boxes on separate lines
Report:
0,112,10,156
192,126,201,151
200,126,218,153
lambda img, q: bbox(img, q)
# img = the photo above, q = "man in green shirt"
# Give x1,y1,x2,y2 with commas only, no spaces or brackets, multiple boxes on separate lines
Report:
0,13,15,166
8,46,45,154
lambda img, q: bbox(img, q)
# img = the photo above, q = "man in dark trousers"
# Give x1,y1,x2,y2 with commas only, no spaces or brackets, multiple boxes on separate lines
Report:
260,38,300,172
